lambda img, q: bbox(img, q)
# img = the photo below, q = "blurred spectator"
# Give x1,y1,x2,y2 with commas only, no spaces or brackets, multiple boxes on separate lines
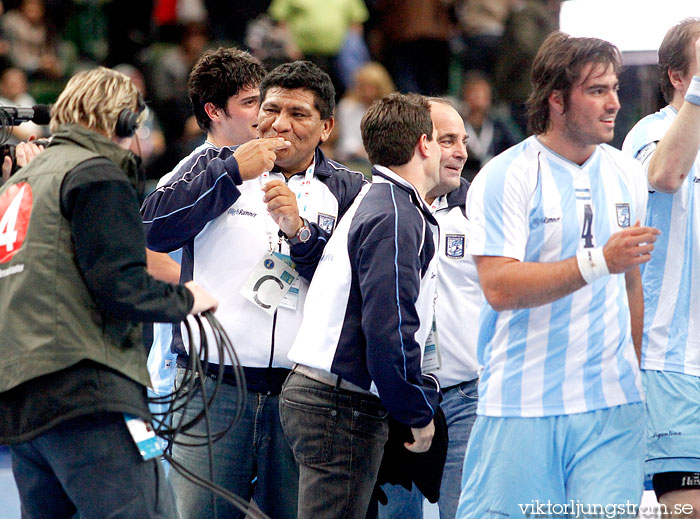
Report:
460,71,521,181
0,66,46,141
105,0,154,67
1,0,64,79
148,21,208,146
335,18,371,92
204,0,270,46
373,0,453,96
175,0,207,24
149,22,208,106
0,1,11,68
493,0,560,134
334,61,394,167
245,13,301,71
63,0,109,65
267,0,368,96
454,0,509,78
152,0,206,27
113,63,166,176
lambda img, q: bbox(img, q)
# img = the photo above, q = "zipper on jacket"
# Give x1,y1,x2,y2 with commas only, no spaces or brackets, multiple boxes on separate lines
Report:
265,237,283,393
268,172,296,371
267,172,301,389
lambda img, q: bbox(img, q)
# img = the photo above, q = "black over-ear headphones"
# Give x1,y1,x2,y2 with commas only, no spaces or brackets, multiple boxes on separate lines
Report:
115,94,146,138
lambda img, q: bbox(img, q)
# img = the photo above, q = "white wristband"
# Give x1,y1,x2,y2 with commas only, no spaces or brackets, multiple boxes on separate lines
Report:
576,247,609,284
685,76,700,106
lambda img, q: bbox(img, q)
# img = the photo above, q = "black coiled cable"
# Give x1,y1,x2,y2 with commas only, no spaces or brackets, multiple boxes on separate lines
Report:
148,311,271,519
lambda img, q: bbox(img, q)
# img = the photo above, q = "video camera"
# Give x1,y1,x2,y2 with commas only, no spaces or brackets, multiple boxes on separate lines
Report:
0,104,52,176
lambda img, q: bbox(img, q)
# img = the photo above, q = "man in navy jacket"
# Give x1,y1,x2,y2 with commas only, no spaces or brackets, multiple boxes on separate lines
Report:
281,93,442,519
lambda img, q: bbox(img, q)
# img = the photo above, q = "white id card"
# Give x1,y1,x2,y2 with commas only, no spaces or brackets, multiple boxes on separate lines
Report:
272,252,300,310
422,319,441,374
279,276,301,310
123,414,164,460
240,253,299,315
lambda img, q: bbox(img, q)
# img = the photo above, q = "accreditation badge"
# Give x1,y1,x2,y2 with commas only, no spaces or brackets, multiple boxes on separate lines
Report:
240,252,299,315
422,317,441,374
123,414,164,460
275,252,301,310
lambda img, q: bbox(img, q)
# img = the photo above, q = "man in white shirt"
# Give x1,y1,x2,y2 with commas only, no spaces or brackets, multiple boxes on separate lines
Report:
457,32,659,519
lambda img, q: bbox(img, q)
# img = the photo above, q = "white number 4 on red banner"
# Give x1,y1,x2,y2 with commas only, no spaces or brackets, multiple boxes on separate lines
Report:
0,183,32,263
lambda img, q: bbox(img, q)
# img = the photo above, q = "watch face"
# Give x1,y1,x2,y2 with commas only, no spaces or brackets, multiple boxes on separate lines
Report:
298,226,312,242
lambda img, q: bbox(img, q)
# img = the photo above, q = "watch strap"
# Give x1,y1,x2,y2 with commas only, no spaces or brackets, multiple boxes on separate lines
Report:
285,218,311,246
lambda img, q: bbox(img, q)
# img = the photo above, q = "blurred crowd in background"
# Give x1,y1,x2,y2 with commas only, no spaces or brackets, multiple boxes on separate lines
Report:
0,0,566,182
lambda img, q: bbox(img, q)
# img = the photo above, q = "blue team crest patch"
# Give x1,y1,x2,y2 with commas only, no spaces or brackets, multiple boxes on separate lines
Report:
317,213,336,233
445,234,465,258
616,203,631,228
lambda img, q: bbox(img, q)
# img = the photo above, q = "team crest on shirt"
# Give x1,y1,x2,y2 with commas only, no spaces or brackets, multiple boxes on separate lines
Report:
616,204,631,228
317,213,336,233
445,234,465,258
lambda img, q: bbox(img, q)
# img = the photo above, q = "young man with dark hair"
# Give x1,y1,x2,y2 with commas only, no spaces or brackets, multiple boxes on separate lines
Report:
0,67,217,519
189,47,268,138
142,59,366,519
280,92,442,519
144,47,270,463
146,47,267,283
379,98,479,519
622,18,700,515
456,32,660,518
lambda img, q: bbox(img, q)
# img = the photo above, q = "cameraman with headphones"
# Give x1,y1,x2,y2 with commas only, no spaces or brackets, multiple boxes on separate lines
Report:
0,67,217,519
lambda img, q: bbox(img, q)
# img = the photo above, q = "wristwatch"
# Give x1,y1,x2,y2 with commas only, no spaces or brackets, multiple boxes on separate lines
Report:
285,218,312,246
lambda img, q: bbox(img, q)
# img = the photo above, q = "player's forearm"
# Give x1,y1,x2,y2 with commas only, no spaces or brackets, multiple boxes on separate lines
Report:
475,255,587,311
648,100,700,193
146,249,181,284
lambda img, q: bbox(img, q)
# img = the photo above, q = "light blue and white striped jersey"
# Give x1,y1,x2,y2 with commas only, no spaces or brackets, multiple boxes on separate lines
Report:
622,106,700,376
466,136,647,417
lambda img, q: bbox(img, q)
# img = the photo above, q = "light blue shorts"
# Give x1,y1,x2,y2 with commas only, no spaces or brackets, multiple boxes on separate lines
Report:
456,403,645,519
643,369,700,477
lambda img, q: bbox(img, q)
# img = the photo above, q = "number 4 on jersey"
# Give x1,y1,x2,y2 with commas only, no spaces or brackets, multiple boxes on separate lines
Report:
581,203,594,248
0,182,32,263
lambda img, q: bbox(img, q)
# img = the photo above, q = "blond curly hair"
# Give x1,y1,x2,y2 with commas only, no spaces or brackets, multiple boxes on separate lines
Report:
50,66,144,138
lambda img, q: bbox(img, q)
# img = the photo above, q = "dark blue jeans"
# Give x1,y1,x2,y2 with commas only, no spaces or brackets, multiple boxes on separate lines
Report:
10,411,175,519
280,371,390,519
169,368,299,519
